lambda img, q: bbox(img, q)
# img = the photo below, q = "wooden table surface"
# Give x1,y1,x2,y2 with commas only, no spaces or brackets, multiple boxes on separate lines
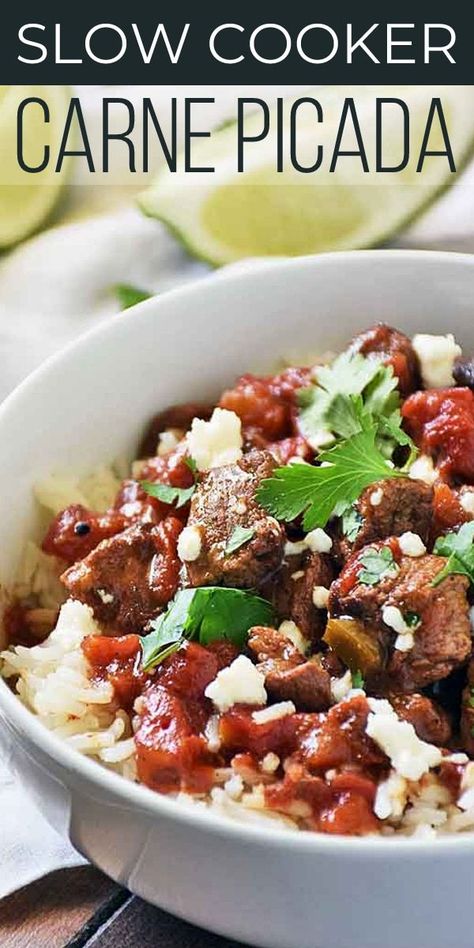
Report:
0,867,247,947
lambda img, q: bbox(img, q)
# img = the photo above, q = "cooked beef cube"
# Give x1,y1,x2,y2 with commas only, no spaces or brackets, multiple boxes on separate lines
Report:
453,357,474,391
62,518,182,633
329,545,471,690
388,693,452,746
139,402,212,458
247,626,331,711
183,450,284,588
349,323,420,395
42,503,126,565
261,550,334,645
460,659,474,756
339,478,433,561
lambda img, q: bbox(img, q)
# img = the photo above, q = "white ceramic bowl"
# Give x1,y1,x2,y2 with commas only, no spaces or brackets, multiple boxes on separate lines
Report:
1,250,474,948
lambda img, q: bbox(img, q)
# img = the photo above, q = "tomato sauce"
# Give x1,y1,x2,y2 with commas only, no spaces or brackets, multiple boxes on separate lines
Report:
42,504,126,564
402,388,474,482
82,633,146,710
219,367,311,446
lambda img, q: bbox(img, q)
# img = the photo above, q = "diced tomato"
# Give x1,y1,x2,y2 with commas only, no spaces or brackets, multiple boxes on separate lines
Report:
135,685,215,794
219,706,313,760
402,388,474,483
42,503,126,564
300,696,386,772
115,448,194,525
432,483,469,535
267,435,313,466
82,633,146,710
317,790,380,836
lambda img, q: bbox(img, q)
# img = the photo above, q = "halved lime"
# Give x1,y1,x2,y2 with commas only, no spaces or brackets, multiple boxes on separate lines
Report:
139,86,474,265
0,85,71,249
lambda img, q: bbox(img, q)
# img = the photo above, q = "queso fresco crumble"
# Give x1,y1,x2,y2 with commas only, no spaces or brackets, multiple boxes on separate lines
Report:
4,322,474,838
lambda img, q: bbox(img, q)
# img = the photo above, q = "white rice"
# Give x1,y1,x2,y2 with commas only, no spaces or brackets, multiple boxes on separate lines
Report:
2,464,474,837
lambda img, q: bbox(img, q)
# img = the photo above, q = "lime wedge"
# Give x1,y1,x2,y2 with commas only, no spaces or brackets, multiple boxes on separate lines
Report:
139,86,474,265
0,85,71,249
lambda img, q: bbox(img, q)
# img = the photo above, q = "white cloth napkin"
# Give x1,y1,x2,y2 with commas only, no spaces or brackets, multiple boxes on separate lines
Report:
2,87,474,900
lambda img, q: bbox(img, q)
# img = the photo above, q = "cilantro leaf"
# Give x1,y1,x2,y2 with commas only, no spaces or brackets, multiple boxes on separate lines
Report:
298,353,414,462
352,669,365,689
432,522,474,587
342,504,364,542
141,480,196,509
140,587,275,670
357,546,398,586
225,525,255,556
257,416,403,531
115,284,152,310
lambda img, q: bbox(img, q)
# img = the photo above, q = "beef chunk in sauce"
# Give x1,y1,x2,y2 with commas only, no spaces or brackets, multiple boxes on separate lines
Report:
247,626,331,711
183,450,284,588
62,518,182,634
338,478,433,561
261,549,334,645
388,693,452,746
329,544,471,691
349,323,420,395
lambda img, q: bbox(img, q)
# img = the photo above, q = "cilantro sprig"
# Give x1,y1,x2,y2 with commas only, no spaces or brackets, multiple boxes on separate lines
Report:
432,522,474,588
141,480,196,509
257,413,404,531
357,546,398,586
140,587,275,670
298,352,409,455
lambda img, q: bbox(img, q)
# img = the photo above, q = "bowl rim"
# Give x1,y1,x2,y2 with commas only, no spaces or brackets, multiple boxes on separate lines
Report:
3,247,474,857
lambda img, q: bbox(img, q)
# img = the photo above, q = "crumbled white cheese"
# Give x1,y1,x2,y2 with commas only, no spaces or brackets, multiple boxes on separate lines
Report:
373,771,408,820
312,585,330,609
157,428,182,456
261,752,280,773
444,752,469,765
409,454,438,486
398,532,426,558
252,701,296,724
284,527,332,558
96,588,114,605
186,408,243,471
306,429,335,451
205,655,267,712
394,632,415,653
305,528,333,554
412,333,462,389
177,525,202,562
291,570,305,581
204,715,221,753
234,500,247,514
330,669,353,704
382,605,413,635
366,698,442,780
461,491,474,516
278,620,309,655
284,539,308,557
287,456,308,465
370,488,384,507
224,773,244,800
